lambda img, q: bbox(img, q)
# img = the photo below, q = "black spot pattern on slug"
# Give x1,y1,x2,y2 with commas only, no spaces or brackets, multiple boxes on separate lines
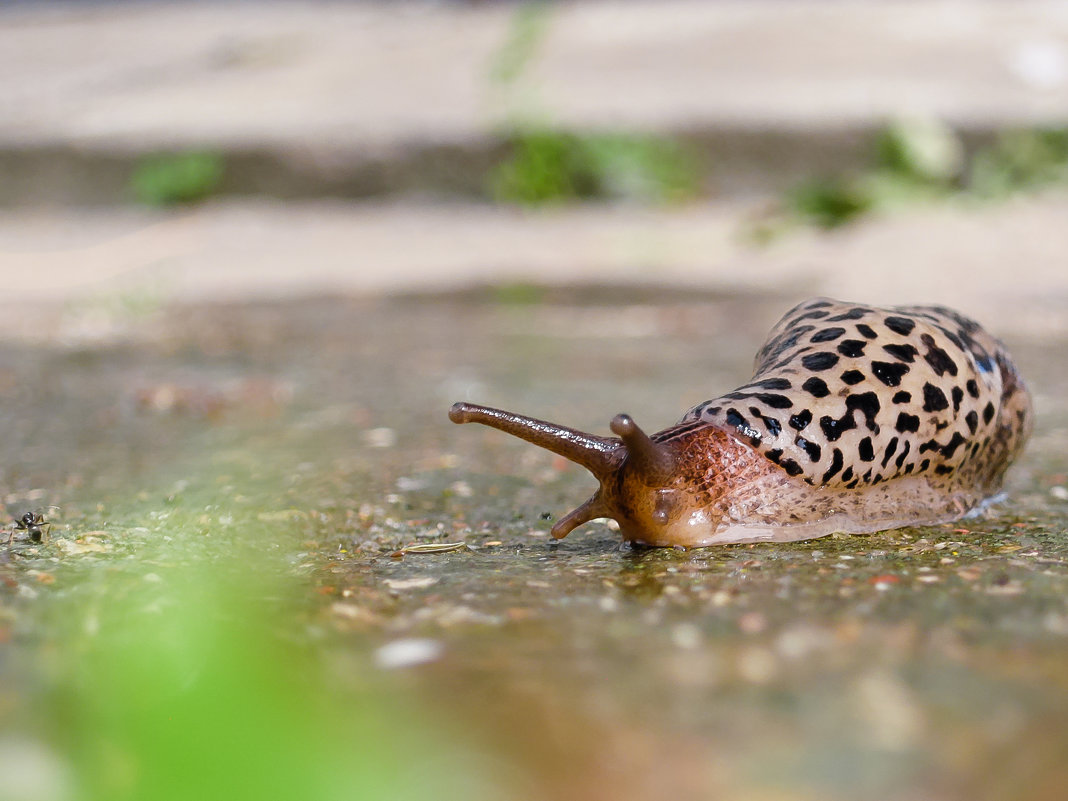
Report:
923,383,949,413
755,393,793,409
801,352,840,371
895,440,911,469
941,432,967,459
802,377,830,398
881,436,899,468
683,297,1030,495
820,413,856,442
884,316,917,336
921,334,959,377
895,413,920,433
841,370,865,385
856,323,878,339
846,392,881,432
779,458,804,477
883,343,918,363
751,378,793,390
750,407,782,437
827,307,870,322
796,436,822,462
870,361,909,387
811,327,846,343
837,339,867,358
821,448,844,482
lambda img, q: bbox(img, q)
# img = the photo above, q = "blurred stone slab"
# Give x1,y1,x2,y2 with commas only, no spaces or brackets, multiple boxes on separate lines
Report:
1,195,1065,339
1,1,1067,202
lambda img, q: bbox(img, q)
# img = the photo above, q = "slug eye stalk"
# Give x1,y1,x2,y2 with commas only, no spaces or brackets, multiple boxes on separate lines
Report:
448,402,624,480
448,402,677,539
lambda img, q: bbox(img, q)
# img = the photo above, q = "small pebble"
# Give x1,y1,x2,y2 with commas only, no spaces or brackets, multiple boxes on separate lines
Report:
364,427,397,448
869,574,900,591
374,638,443,670
450,481,473,498
738,611,767,634
709,590,732,607
384,577,439,591
671,623,701,649
737,647,776,684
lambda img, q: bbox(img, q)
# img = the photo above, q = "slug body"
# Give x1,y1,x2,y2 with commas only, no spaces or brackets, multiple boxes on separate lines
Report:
450,299,1032,547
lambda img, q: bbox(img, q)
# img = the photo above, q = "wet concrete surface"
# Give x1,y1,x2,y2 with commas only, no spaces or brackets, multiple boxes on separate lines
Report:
1,289,1066,800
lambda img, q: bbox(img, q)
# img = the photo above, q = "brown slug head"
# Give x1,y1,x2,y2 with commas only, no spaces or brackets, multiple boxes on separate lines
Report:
449,402,712,546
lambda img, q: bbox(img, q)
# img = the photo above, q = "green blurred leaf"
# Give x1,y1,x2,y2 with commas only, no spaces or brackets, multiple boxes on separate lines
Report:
969,128,1068,198
787,178,873,229
488,1,553,88
875,117,963,184
491,129,698,205
131,152,224,206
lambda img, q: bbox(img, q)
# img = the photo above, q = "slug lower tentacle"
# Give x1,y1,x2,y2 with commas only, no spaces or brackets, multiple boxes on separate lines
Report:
450,298,1033,547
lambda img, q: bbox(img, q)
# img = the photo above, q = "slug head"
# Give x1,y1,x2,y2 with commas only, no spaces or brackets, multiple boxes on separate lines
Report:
449,402,715,546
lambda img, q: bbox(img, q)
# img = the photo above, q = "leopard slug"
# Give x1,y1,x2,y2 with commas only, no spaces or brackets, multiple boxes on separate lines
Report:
449,298,1033,547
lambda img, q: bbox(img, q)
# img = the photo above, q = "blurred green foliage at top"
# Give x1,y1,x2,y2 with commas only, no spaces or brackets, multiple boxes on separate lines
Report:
492,129,699,205
784,120,1068,231
488,0,553,89
131,151,224,206
970,128,1068,197
487,1,698,205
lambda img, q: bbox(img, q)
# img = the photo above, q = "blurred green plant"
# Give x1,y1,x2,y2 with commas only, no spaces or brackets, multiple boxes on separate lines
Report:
488,0,553,90
786,178,874,230
783,118,962,230
487,2,697,206
130,151,224,206
15,471,511,801
777,119,1068,231
970,128,1068,197
492,128,699,205
492,281,546,306
875,116,963,185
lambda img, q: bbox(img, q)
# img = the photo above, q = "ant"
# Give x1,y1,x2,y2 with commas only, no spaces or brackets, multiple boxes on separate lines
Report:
6,509,55,546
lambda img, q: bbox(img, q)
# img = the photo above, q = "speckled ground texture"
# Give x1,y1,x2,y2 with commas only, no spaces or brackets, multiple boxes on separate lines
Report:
3,1,1068,797
0,290,1065,801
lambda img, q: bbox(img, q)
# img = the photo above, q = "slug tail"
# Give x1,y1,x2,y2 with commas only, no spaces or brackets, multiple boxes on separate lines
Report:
449,402,623,479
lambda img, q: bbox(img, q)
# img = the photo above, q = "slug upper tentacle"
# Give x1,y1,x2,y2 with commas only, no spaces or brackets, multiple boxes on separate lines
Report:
449,298,1033,547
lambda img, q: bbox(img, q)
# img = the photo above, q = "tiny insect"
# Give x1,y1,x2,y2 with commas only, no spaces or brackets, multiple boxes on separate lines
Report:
6,507,58,546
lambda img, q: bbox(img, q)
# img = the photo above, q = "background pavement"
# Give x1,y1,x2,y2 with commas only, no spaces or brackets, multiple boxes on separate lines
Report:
1,0,1067,324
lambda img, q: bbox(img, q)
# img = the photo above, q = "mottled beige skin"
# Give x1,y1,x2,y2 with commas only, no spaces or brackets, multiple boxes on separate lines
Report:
450,298,1033,547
